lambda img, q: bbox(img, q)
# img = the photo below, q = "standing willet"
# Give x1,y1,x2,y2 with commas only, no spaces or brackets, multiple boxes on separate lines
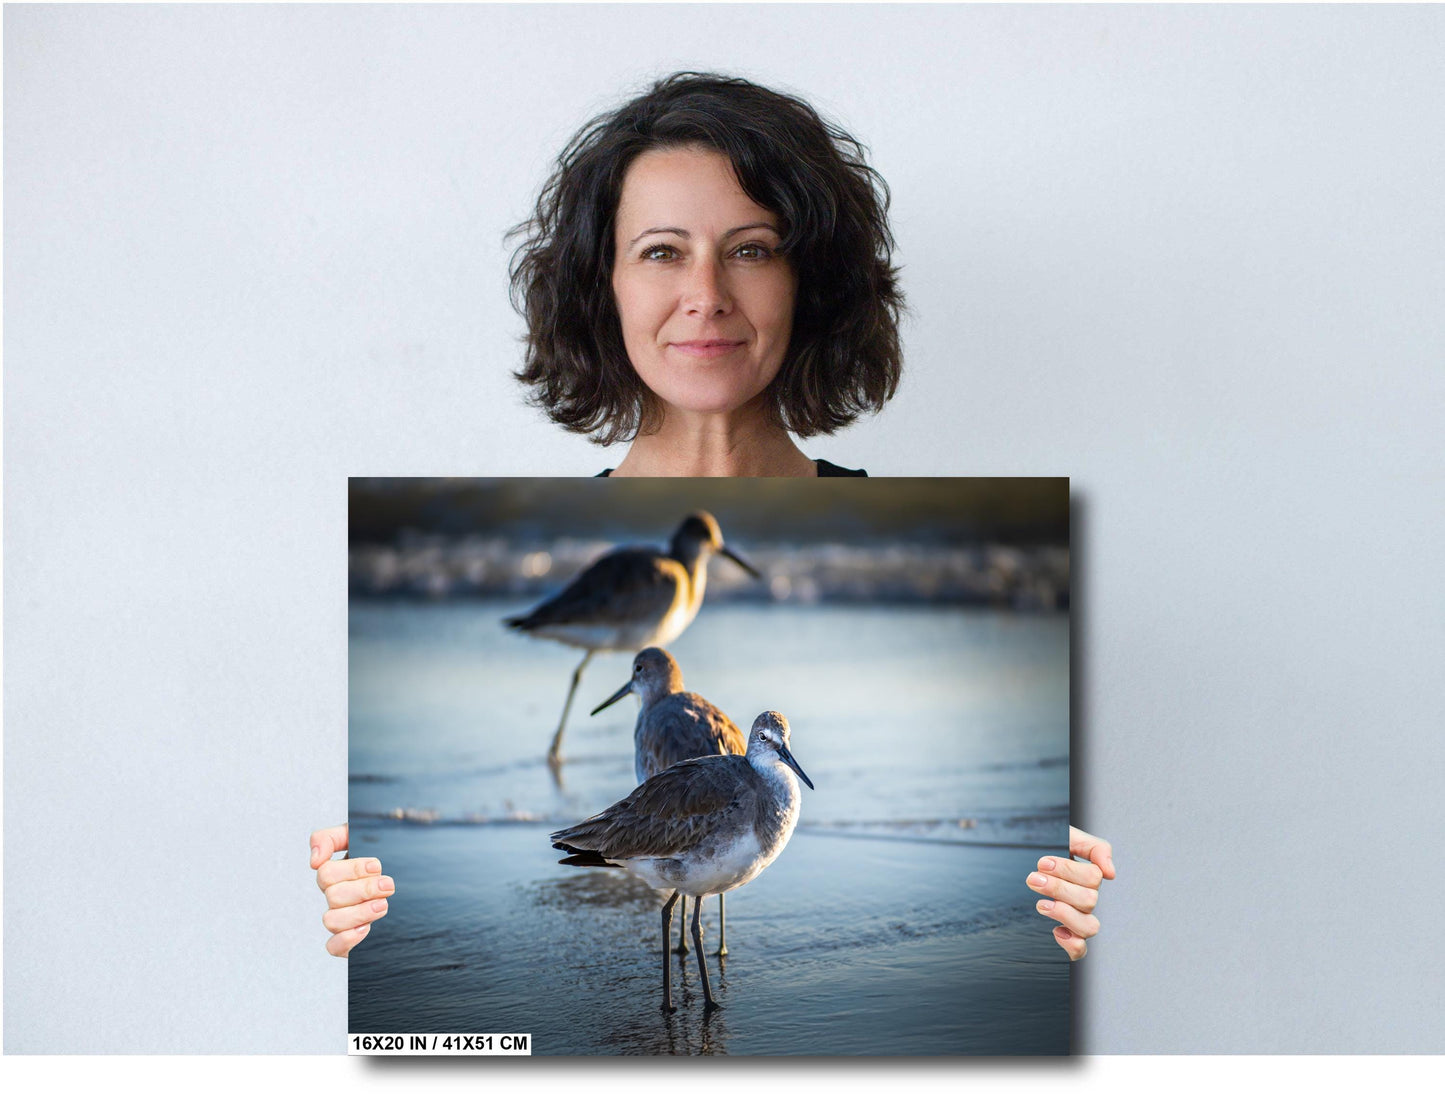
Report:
505,512,759,763
591,646,747,957
550,710,812,1014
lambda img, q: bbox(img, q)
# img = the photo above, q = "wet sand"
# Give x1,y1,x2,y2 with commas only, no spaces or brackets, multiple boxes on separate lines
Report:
349,599,1070,1054
347,820,1070,1056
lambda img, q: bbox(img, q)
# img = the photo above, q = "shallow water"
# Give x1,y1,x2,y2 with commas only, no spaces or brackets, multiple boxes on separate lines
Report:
348,600,1070,1055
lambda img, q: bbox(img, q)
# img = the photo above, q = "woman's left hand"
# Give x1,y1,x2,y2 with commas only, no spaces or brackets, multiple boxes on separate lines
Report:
1027,826,1115,961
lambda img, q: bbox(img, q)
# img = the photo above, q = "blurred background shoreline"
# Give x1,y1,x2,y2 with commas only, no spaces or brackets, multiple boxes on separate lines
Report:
350,477,1070,610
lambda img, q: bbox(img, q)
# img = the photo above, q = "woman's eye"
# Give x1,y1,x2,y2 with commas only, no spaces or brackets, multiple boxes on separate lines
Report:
733,243,774,260
641,244,678,262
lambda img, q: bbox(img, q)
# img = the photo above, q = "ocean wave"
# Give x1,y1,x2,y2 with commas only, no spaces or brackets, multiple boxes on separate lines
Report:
977,756,1069,772
350,808,1069,848
349,537,1068,610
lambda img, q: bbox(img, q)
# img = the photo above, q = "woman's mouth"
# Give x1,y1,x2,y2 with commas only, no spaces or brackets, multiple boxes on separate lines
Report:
669,339,745,357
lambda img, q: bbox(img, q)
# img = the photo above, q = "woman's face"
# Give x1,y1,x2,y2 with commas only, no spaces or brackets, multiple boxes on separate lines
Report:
611,146,797,420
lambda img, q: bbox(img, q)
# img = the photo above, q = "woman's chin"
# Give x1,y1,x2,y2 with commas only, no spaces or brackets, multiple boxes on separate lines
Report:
649,383,774,424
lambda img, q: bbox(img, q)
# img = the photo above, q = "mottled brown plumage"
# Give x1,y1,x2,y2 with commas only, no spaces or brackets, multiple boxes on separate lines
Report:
507,548,689,647
504,512,759,762
591,647,746,784
554,754,762,861
591,646,747,956
550,711,813,1013
553,711,810,880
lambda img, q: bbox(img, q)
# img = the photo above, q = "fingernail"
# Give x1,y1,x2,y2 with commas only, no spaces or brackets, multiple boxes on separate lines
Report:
311,847,320,863
1029,873,1048,888
1039,858,1056,871
1038,900,1054,912
365,859,381,874
1055,927,1072,939
379,876,395,893
371,900,388,914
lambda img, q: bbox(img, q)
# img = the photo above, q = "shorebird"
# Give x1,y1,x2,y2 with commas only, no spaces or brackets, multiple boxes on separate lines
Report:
505,511,759,762
551,710,812,1014
591,646,747,956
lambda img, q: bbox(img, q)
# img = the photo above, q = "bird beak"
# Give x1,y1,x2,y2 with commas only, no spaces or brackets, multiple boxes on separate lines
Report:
721,545,761,579
778,744,814,790
590,679,633,716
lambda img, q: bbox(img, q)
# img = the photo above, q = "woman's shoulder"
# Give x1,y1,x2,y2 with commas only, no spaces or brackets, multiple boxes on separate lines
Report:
596,460,867,478
813,459,867,477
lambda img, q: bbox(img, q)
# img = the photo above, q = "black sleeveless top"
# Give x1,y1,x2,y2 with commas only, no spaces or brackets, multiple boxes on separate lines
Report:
597,459,866,478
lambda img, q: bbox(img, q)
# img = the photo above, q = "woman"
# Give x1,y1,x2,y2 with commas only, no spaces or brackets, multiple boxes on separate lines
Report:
508,71,900,478
315,72,1113,961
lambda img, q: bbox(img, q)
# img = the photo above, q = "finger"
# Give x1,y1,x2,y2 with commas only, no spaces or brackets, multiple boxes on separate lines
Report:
1037,854,1103,889
323,897,391,935
1054,926,1086,962
310,824,350,870
325,874,396,909
1069,826,1116,879
1026,870,1098,914
327,922,372,958
1034,896,1100,939
317,856,382,891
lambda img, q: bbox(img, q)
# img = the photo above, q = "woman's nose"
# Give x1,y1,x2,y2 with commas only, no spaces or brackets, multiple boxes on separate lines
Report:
682,258,732,317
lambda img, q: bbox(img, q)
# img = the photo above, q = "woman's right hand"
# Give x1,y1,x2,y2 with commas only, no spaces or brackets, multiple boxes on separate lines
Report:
310,823,395,957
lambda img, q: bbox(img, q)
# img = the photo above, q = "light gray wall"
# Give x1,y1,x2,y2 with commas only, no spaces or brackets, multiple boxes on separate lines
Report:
6,4,1443,1053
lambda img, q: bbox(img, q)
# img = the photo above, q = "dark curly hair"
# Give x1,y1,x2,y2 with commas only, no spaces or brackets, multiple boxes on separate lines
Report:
508,72,904,446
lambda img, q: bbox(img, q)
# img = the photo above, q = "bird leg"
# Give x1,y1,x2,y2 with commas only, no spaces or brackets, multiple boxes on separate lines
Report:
692,895,719,1012
548,650,593,763
674,894,690,956
660,891,679,1014
715,894,728,958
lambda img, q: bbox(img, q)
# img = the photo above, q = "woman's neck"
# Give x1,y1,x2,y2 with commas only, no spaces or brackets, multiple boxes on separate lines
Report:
611,403,816,478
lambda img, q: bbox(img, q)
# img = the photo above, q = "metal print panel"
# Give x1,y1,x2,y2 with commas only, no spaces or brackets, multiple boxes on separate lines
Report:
347,477,1070,1055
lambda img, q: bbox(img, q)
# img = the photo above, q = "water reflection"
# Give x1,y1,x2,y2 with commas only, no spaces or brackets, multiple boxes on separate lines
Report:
598,971,733,1056
538,870,663,912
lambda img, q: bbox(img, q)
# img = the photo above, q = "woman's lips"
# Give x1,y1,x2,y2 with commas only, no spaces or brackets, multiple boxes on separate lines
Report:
669,340,745,357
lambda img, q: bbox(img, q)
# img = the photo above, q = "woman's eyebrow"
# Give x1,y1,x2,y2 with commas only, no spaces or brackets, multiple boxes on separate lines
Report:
626,222,780,249
724,223,781,239
628,226,688,248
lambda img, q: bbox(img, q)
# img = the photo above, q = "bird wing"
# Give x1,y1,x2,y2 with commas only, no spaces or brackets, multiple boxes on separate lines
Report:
708,703,748,757
507,549,682,631
551,755,758,860
644,693,746,772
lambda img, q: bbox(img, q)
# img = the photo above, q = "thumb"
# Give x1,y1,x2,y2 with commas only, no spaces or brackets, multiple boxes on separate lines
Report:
310,823,350,870
1069,826,1115,879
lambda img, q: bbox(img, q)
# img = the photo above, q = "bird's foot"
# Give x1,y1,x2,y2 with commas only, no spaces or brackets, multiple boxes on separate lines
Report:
703,999,721,1014
715,946,728,958
661,1001,676,1015
672,943,690,957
